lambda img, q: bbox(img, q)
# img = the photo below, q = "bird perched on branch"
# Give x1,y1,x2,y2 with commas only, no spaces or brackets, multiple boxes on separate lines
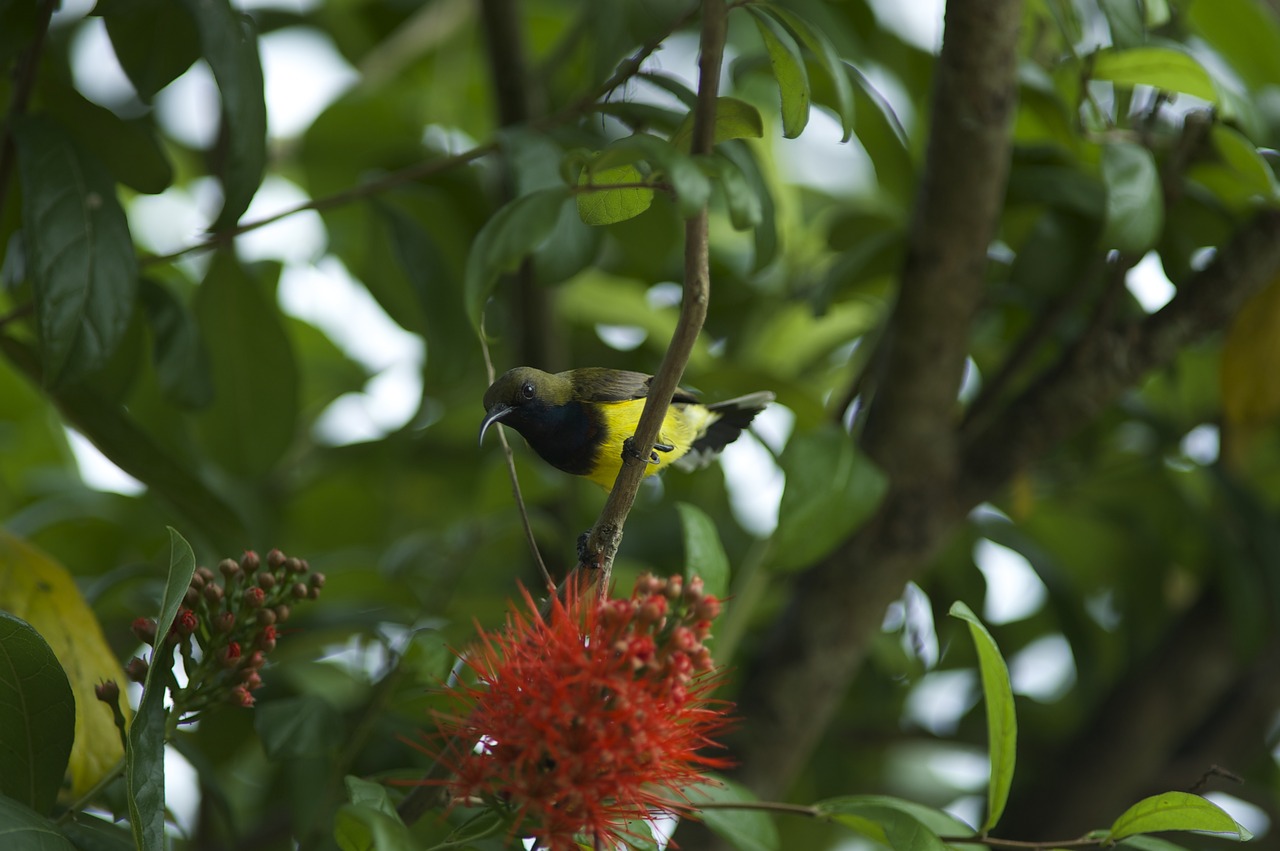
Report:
479,366,774,491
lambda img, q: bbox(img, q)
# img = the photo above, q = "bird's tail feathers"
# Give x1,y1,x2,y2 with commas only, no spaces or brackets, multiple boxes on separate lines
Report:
675,391,776,470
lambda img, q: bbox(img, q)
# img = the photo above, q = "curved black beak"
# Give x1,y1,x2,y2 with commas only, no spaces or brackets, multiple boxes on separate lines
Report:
478,404,512,447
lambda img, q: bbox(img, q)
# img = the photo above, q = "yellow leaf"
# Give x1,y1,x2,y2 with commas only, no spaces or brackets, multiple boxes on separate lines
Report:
0,529,130,797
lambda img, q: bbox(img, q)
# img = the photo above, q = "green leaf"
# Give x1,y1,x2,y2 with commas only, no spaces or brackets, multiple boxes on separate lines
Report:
670,97,766,151
333,803,415,851
463,187,570,331
676,502,730,599
577,163,655,225
0,613,75,815
759,4,856,140
1108,792,1249,841
139,278,213,410
58,813,136,851
0,794,76,851
178,0,266,229
193,253,299,476
720,141,778,269
817,795,974,841
126,528,197,851
1185,0,1280,91
38,79,173,194
948,602,1017,834
0,337,249,548
1210,124,1278,199
589,134,711,218
1090,47,1218,102
1100,141,1163,253
817,796,952,851
97,0,200,102
702,153,763,230
1118,836,1201,851
772,426,887,572
344,776,400,817
689,777,779,851
255,695,343,759
11,116,139,387
748,7,811,138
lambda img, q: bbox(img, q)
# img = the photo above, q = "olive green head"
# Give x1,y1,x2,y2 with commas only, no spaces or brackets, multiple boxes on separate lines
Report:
478,367,573,446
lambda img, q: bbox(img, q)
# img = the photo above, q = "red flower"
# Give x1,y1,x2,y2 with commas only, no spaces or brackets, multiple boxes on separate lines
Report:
421,575,731,851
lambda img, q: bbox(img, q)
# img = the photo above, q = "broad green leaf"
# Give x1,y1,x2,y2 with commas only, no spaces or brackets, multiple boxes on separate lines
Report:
255,696,343,759
0,794,76,851
38,79,173,194
0,530,130,799
333,804,415,851
1210,124,1278,199
139,278,213,410
1185,0,1280,91
748,7,811,138
577,163,655,225
760,4,856,140
702,153,763,230
1101,141,1162,253
179,0,266,229
127,528,197,851
1090,47,1218,102
676,502,730,599
689,777,779,851
1099,0,1146,48
58,812,136,851
11,116,138,387
193,253,299,476
670,97,766,151
817,795,974,840
817,797,951,851
0,613,75,815
0,337,248,548
772,426,887,571
463,187,571,331
344,776,401,817
588,134,710,218
97,0,200,101
1108,792,1248,841
949,602,1017,833
1118,836,1201,851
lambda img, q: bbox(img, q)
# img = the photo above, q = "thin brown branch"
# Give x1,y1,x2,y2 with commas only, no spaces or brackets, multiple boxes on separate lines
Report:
0,0,58,219
729,0,1025,799
578,0,727,593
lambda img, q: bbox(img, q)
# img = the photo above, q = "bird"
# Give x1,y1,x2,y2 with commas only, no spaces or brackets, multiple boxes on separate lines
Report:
479,366,775,491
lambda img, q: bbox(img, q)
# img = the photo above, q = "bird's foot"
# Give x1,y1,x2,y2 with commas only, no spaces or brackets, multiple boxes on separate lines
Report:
624,437,675,465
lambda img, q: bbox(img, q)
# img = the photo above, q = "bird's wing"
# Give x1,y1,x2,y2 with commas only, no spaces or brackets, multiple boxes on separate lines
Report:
567,369,701,405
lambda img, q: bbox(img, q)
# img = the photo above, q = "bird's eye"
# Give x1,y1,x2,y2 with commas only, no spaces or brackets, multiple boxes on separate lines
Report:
521,382,535,400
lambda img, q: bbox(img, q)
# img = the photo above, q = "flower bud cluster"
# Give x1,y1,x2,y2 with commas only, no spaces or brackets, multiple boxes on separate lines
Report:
601,573,721,703
127,549,323,717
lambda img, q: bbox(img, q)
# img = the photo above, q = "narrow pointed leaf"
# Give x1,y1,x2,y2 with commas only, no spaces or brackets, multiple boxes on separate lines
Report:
0,613,75,815
761,4,856,140
1091,47,1218,103
748,7,811,137
702,153,763,230
1108,792,1249,841
126,529,197,851
178,0,266,228
11,116,138,387
949,602,1017,833
463,187,570,331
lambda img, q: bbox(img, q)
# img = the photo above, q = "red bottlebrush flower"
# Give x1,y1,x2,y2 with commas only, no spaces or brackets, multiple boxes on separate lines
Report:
421,575,732,851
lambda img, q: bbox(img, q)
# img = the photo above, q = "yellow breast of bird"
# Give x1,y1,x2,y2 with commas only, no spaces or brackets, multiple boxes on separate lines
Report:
587,398,716,490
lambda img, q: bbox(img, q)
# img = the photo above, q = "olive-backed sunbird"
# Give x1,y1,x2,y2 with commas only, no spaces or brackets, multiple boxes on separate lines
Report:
479,366,775,490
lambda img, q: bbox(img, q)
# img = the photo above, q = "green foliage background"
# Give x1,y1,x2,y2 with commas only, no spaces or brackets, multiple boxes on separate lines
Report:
1,0,1279,848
